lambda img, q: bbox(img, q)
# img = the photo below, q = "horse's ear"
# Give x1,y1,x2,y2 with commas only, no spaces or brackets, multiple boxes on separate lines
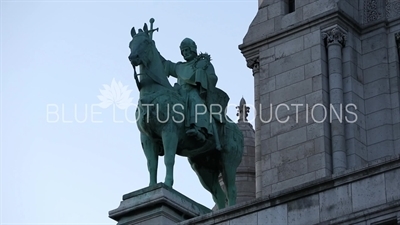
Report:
143,23,149,33
131,27,136,37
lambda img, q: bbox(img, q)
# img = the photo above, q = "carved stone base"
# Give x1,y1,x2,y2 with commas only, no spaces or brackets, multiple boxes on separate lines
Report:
109,183,211,225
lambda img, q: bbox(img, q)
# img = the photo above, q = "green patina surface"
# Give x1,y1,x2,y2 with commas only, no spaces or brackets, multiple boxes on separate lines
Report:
127,18,244,209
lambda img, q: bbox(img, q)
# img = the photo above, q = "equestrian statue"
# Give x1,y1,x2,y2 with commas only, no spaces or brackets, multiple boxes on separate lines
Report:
128,18,244,209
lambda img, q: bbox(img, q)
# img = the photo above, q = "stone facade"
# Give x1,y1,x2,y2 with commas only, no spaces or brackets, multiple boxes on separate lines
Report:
184,0,400,224
179,156,400,225
241,0,400,199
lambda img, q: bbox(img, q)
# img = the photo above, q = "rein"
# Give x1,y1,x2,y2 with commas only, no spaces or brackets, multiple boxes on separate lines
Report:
130,34,173,92
133,66,142,91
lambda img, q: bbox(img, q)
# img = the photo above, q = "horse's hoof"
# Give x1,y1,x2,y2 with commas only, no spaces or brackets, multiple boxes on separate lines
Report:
164,180,173,187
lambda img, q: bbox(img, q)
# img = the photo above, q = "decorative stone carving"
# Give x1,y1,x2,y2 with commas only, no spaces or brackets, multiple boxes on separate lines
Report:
246,57,260,74
252,61,260,75
364,0,383,23
396,32,400,44
386,0,400,19
364,0,400,23
322,26,347,47
396,32,400,56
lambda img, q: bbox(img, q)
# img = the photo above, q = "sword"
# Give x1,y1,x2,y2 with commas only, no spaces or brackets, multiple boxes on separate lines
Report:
136,18,159,88
148,18,159,40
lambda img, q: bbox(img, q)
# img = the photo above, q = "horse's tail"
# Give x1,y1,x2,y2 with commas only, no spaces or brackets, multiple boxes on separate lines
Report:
220,121,244,166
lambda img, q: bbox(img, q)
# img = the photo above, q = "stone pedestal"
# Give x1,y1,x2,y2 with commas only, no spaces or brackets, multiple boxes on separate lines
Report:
109,183,211,225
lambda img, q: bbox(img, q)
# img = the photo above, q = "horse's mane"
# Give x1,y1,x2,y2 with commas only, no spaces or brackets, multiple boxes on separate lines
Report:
133,32,172,90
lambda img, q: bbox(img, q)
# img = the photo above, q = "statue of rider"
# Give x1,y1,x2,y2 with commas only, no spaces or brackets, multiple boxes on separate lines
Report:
162,38,221,144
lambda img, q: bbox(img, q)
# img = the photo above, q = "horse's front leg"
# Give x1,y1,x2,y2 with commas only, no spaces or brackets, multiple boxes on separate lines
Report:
162,124,178,187
141,133,158,186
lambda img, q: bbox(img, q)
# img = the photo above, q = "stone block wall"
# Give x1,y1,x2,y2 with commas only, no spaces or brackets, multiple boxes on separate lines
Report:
240,0,400,198
254,27,332,197
178,157,400,225
362,27,396,162
245,0,339,45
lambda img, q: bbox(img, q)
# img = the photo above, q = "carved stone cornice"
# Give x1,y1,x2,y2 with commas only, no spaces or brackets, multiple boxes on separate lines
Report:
322,25,347,47
246,56,258,67
252,61,260,75
396,32,400,45
246,57,260,75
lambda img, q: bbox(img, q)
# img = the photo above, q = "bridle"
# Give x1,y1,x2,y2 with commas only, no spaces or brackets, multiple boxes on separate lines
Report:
131,36,151,91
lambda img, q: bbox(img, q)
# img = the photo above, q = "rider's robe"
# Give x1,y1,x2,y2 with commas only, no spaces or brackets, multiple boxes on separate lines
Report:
163,54,218,135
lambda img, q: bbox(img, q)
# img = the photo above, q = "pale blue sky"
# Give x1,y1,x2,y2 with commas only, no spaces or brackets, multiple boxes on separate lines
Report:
1,1,257,224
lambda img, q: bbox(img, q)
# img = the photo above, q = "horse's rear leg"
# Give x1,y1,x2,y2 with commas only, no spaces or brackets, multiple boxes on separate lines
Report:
161,128,178,187
189,158,226,209
141,133,158,186
222,163,238,206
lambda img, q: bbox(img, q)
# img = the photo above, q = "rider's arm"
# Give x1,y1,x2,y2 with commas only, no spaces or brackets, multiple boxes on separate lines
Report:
163,60,178,78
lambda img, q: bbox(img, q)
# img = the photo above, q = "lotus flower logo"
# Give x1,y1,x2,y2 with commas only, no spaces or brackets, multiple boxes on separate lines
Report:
97,78,133,109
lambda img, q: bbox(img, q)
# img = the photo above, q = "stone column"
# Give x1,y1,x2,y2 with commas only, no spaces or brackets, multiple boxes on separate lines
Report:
249,58,262,198
322,26,347,173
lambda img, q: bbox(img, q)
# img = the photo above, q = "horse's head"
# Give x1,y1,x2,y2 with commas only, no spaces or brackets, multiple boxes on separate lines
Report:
128,26,153,67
